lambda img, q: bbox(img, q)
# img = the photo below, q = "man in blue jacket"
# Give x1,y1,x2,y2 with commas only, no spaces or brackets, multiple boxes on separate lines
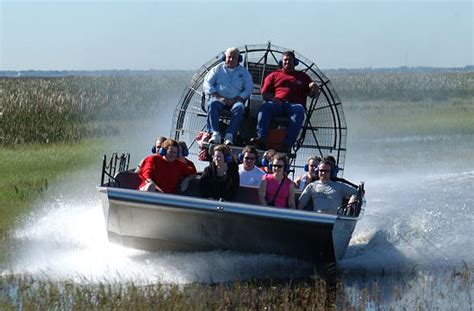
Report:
203,47,253,146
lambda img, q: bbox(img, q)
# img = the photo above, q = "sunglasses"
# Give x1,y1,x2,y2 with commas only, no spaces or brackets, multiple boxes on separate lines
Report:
319,169,331,173
272,164,284,168
244,156,256,160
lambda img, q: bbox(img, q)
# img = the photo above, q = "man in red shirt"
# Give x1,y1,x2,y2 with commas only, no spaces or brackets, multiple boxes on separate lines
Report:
138,139,197,193
251,51,318,152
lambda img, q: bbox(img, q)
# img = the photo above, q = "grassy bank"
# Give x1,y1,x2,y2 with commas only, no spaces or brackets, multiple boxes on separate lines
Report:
0,139,104,263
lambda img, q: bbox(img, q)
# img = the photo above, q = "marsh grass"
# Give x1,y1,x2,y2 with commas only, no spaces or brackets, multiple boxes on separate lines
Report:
1,70,473,309
345,98,474,138
0,140,104,263
0,74,190,146
0,264,472,310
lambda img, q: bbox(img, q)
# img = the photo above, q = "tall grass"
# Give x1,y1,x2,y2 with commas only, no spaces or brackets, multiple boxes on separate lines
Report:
1,264,471,310
331,70,473,102
0,73,190,146
1,70,472,146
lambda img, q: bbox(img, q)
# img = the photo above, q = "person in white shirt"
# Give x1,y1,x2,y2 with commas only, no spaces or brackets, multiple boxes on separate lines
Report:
203,47,253,146
238,145,265,187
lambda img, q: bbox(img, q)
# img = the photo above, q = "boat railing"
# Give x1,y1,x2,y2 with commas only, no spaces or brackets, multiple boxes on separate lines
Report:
336,182,365,217
100,153,131,187
108,170,361,214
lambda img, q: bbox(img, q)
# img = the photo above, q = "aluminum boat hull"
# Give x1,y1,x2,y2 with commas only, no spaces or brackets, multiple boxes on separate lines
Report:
98,186,360,263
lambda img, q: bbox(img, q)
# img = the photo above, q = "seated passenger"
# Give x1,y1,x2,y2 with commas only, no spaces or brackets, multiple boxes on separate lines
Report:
259,149,276,174
297,159,357,214
138,139,196,193
258,153,296,208
199,144,240,201
136,136,167,172
324,155,358,188
178,141,196,172
238,145,265,187
295,156,321,190
251,51,319,152
203,47,253,146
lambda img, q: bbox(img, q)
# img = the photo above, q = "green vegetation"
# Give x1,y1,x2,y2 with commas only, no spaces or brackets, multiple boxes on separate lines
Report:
0,73,190,146
0,70,472,309
0,140,103,263
1,264,471,309
345,98,474,138
331,70,474,102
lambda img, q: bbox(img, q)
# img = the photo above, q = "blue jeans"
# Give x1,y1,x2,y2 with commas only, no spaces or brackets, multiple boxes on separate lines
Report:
207,97,245,135
256,101,305,147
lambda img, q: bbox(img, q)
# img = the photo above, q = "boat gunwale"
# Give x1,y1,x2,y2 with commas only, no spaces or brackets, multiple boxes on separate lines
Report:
98,186,363,225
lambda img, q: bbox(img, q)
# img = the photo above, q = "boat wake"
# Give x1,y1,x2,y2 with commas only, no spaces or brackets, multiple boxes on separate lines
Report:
4,162,473,284
340,169,474,272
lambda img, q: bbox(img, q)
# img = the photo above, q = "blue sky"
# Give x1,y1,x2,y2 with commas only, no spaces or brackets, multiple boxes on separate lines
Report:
1,0,472,70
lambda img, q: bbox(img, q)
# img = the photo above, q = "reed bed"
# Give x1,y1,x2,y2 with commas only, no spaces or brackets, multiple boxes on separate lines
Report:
0,264,471,310
331,70,473,102
0,73,190,146
1,70,472,147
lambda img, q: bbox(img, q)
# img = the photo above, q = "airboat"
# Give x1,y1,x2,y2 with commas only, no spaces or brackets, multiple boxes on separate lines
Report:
97,43,364,264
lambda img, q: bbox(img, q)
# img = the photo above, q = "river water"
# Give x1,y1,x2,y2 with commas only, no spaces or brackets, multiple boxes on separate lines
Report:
3,105,473,308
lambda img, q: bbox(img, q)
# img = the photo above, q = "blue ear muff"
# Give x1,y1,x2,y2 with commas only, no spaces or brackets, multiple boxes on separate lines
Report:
268,163,290,173
238,153,259,164
151,146,157,154
225,154,233,163
304,164,309,172
331,165,340,178
221,53,243,63
182,147,189,157
261,158,269,167
160,146,181,157
278,58,300,67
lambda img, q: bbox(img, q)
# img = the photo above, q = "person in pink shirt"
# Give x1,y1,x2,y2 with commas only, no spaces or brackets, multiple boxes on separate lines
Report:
258,153,295,208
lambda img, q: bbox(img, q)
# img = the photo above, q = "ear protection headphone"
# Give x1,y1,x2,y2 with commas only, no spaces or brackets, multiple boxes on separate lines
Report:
151,145,157,154
268,162,290,173
304,163,310,172
304,158,318,172
159,147,180,158
225,154,233,163
278,58,300,68
221,53,243,63
213,150,233,163
331,165,340,178
179,144,189,157
238,152,259,164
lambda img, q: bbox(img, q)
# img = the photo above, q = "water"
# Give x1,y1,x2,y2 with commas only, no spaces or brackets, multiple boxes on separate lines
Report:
2,108,473,307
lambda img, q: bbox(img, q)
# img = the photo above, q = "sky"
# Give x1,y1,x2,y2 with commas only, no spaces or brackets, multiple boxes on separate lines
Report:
0,0,472,70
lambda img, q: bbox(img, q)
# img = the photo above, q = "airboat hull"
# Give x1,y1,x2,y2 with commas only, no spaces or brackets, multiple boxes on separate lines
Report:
98,186,360,263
